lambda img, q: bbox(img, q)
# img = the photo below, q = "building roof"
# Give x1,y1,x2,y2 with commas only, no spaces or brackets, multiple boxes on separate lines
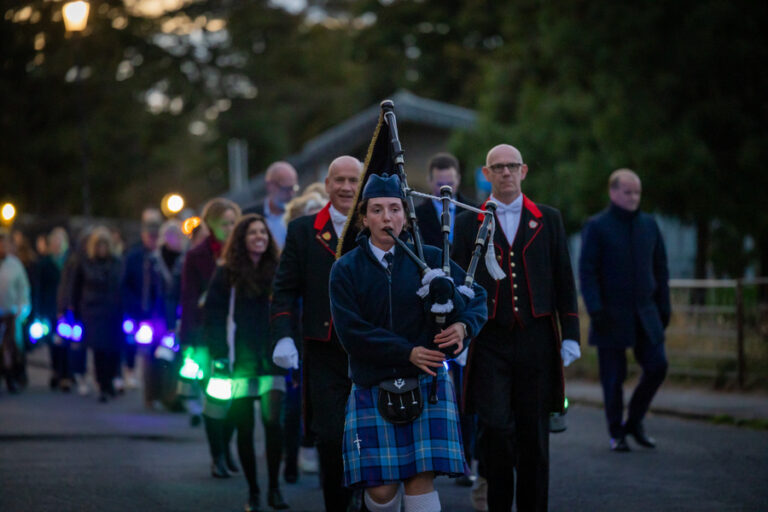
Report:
229,90,477,206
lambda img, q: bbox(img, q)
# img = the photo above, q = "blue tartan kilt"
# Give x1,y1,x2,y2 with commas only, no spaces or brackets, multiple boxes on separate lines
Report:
343,367,468,488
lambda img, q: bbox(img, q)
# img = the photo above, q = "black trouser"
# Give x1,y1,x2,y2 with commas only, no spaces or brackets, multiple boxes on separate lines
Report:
49,339,70,381
304,339,352,512
93,349,120,394
123,340,137,371
471,321,555,512
598,325,668,438
142,345,164,403
0,315,22,390
230,391,285,494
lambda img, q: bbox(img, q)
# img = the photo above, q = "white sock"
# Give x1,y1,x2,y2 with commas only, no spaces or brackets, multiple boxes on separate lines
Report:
404,490,441,512
364,490,402,512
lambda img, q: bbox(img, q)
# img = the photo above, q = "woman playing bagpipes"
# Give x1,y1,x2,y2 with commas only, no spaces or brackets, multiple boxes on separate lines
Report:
329,172,487,512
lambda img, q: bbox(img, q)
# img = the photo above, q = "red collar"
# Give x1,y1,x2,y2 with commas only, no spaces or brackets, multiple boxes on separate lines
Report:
477,194,542,221
313,202,332,231
208,235,223,258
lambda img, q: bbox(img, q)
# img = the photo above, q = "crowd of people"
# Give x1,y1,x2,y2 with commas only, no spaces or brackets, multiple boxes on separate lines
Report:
0,143,671,512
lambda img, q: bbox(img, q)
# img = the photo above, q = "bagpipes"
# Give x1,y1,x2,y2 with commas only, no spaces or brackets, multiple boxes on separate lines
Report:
340,99,506,404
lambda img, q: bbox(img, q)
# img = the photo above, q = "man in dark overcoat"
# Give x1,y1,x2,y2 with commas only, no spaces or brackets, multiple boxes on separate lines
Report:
579,168,670,452
452,144,581,512
271,155,362,512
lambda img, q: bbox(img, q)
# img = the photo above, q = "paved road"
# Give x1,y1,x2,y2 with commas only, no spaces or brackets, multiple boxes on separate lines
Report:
2,362,767,511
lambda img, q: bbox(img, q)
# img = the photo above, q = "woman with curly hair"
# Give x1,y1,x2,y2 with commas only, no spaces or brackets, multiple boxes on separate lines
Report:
204,214,289,511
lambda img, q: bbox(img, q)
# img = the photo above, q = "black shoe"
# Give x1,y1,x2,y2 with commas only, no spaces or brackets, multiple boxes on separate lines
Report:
245,491,262,512
267,488,289,510
610,436,630,452
98,393,108,403
50,376,60,390
226,451,240,473
283,459,298,484
626,423,656,448
211,455,230,478
189,414,202,427
6,378,20,394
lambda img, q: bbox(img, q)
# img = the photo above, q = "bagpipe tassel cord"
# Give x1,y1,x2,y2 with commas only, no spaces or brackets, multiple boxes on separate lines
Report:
484,218,507,280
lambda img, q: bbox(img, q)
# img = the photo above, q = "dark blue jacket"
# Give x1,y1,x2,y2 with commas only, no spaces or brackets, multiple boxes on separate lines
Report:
330,233,487,387
120,243,163,323
579,203,671,348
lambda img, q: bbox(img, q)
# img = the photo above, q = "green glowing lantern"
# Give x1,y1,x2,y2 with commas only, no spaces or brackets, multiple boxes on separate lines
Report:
550,396,569,433
179,356,204,381
203,359,233,419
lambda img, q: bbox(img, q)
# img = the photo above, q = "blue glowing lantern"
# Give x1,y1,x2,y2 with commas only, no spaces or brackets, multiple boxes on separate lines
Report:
56,317,72,339
122,319,136,334
29,319,50,342
135,322,154,345
70,323,83,342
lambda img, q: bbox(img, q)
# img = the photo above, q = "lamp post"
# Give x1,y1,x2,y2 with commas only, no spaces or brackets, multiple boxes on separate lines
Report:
62,1,92,216
161,193,185,217
1,202,16,226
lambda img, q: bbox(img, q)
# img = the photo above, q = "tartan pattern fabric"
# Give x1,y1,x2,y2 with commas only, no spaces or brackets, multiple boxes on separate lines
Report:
343,368,467,488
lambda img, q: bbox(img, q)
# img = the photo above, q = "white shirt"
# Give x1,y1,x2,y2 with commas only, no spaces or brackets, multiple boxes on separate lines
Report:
368,240,395,268
328,204,347,238
431,198,456,242
491,193,523,245
264,198,287,249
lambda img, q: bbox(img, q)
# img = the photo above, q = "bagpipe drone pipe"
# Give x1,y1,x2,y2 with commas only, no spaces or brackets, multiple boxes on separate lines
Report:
337,99,506,404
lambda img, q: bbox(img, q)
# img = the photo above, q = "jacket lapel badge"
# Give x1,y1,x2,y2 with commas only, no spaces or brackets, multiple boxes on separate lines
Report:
321,231,332,241
529,219,538,229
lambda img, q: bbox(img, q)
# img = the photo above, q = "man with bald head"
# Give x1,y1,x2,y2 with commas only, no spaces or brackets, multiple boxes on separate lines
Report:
452,144,580,511
579,169,670,452
271,156,362,511
244,161,299,248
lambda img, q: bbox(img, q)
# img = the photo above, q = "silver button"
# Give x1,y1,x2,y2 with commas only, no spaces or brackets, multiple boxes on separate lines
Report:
323,321,329,327
511,262,516,267
512,273,517,278
514,296,519,301
514,307,519,312
514,284,518,288
510,251,515,257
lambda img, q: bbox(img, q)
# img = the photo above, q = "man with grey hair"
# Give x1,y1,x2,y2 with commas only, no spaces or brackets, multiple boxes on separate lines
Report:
579,168,670,452
244,161,299,248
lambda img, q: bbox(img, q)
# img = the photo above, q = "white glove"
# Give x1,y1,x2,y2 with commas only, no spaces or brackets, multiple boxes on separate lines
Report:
272,337,299,370
454,348,469,367
561,339,581,367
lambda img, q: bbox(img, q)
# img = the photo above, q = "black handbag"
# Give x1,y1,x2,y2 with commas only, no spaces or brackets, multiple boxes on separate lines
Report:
377,376,424,424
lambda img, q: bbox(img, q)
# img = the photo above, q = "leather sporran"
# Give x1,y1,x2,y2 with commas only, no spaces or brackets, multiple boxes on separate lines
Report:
377,376,423,424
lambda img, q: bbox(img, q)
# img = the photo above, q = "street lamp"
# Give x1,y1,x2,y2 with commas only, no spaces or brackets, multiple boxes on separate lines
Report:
62,1,92,216
1,203,16,225
161,193,185,217
62,1,90,32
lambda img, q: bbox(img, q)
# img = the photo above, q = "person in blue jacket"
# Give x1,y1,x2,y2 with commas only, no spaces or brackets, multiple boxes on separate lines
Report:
330,173,487,512
579,168,671,452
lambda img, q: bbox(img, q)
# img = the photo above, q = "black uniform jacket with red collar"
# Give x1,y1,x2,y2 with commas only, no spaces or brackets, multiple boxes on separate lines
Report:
271,202,352,346
451,195,580,343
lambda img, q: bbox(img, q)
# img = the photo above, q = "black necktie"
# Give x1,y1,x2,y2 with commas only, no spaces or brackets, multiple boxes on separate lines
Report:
383,252,394,274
